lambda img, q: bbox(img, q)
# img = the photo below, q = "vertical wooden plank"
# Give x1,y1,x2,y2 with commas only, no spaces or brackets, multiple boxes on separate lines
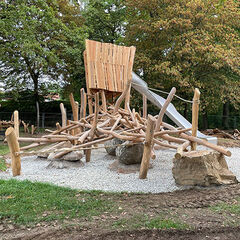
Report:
139,115,156,179
191,88,200,151
85,40,93,89
5,127,21,176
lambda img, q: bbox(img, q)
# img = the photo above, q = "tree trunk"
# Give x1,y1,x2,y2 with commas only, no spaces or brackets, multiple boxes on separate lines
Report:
202,112,208,130
33,77,40,129
222,102,229,130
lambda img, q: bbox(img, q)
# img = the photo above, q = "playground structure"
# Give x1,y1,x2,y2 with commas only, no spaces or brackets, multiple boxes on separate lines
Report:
5,40,232,179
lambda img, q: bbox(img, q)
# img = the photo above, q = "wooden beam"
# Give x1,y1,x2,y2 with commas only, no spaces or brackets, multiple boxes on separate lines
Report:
155,87,176,131
14,110,19,138
5,127,21,176
191,88,200,150
60,103,67,129
139,115,156,179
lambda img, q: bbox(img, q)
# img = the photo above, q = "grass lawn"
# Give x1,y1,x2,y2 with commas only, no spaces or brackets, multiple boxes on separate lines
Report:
0,179,114,225
0,142,9,171
0,179,189,231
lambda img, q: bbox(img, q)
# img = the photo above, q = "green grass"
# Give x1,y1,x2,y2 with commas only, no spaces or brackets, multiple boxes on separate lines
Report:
210,199,240,215
0,143,9,171
112,214,188,230
0,179,114,225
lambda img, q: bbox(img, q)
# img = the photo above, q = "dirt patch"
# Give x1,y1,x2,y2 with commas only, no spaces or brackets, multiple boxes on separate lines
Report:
1,184,240,240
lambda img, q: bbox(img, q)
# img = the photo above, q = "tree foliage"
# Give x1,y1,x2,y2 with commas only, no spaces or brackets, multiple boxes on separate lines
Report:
82,0,126,44
125,0,240,112
0,0,86,102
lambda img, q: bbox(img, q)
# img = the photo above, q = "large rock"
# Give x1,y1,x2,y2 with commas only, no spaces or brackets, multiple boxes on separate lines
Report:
46,160,84,169
47,151,83,162
104,138,124,156
116,141,144,165
172,150,238,186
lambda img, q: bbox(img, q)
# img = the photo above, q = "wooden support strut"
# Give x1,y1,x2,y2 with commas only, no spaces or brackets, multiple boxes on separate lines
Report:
139,115,156,179
60,103,67,129
5,127,21,176
155,87,176,132
191,88,200,151
14,110,19,138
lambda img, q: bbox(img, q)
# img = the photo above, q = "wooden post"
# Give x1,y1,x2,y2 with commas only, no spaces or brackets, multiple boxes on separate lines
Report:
101,90,107,112
14,110,19,138
5,127,21,176
191,88,200,151
143,94,147,119
60,103,67,128
139,115,156,179
31,125,35,135
85,149,91,162
155,87,176,131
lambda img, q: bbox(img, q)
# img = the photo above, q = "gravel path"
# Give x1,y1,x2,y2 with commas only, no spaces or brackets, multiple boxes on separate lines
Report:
0,147,239,193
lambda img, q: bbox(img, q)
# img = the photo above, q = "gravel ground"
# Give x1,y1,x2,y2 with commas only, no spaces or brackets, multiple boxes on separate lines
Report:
0,147,239,193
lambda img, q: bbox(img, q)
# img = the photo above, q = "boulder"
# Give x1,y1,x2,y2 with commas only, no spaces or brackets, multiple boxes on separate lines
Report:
47,151,83,162
104,138,124,156
172,150,238,186
46,159,84,169
116,141,144,165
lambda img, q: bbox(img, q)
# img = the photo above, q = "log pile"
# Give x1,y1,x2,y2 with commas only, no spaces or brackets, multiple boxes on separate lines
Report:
6,85,232,179
204,128,240,140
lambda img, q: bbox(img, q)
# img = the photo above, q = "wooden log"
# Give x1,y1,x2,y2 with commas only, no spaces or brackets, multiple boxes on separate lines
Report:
175,141,191,159
56,122,61,131
60,103,67,129
154,128,192,137
5,127,21,176
22,121,29,133
139,115,156,179
153,138,178,149
18,137,68,143
31,125,36,135
161,134,186,144
114,79,131,114
180,133,231,157
14,110,19,138
155,87,176,131
53,136,114,158
80,88,87,119
191,88,200,151
88,92,99,139
69,93,79,139
143,94,147,119
101,90,107,112
20,142,47,151
110,115,122,131
85,149,91,162
124,84,131,110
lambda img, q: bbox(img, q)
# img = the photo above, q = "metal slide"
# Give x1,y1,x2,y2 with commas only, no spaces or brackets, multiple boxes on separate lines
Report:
131,72,217,144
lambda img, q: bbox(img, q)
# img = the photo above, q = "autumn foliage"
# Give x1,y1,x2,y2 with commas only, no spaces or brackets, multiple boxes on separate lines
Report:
125,0,240,112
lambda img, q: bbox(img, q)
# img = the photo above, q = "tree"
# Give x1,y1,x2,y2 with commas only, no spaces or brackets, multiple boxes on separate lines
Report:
82,0,126,44
0,0,86,126
125,0,240,119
